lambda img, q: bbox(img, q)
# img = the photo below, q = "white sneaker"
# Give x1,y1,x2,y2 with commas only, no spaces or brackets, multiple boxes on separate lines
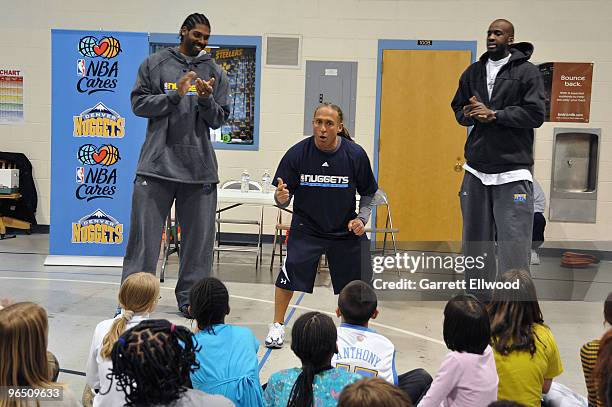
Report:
530,249,540,265
265,322,285,349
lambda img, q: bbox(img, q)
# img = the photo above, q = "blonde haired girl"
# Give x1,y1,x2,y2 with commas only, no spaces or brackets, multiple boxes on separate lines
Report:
85,272,159,407
0,302,80,406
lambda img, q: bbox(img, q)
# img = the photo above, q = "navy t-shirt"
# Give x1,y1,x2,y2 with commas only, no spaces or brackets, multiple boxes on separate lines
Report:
273,137,378,239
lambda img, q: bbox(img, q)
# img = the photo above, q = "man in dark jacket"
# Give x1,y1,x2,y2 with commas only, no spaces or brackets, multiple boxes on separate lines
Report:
451,19,545,300
121,13,230,316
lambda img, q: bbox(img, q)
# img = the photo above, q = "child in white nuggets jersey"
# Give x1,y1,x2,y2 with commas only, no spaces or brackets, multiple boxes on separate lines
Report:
332,281,432,404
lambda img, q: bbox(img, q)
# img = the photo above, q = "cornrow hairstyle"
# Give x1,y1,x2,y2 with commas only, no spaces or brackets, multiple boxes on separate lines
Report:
314,102,353,141
189,277,229,333
488,269,544,356
101,272,159,359
179,13,211,41
288,312,337,407
108,319,200,407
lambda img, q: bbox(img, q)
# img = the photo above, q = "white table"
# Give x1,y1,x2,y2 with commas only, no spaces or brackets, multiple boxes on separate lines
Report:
217,189,276,207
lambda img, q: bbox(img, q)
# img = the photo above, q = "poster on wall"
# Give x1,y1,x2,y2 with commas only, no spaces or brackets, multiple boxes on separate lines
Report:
538,62,594,123
0,69,24,124
49,30,148,261
150,42,258,145
213,47,256,144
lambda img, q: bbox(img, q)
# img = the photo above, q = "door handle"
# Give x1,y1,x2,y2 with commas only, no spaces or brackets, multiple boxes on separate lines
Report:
454,157,463,172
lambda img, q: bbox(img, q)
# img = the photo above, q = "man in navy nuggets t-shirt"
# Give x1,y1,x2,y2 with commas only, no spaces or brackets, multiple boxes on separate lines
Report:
265,103,378,349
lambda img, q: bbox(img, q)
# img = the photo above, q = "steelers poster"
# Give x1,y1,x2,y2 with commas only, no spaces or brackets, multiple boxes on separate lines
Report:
50,30,147,258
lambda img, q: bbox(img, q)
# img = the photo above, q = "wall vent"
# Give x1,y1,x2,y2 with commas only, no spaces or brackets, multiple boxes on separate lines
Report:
265,35,301,68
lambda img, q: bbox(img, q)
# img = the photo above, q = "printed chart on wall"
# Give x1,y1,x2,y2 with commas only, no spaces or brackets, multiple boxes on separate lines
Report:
0,69,24,124
50,30,147,259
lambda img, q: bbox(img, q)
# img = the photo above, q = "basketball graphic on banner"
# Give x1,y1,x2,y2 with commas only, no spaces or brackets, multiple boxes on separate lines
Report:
99,145,120,165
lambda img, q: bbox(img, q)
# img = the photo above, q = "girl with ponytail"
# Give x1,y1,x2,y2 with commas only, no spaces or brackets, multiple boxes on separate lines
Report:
264,312,361,407
85,272,160,407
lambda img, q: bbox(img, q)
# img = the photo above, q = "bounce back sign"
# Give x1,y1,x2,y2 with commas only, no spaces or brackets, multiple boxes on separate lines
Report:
50,30,147,257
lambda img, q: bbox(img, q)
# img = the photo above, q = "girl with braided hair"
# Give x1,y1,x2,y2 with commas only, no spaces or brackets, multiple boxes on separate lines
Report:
263,312,361,407
109,319,233,407
86,272,159,407
188,277,264,407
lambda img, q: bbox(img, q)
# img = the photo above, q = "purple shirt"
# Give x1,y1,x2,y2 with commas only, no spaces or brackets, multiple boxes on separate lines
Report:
418,346,498,407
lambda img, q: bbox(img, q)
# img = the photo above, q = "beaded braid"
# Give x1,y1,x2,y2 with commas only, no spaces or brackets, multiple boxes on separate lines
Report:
108,319,199,407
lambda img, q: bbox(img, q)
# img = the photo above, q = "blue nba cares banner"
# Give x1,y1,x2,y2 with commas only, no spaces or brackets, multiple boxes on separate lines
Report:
50,30,148,257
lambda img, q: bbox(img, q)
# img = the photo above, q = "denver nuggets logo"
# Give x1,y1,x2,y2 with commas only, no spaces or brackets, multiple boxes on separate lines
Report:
78,144,120,166
72,209,123,244
78,36,122,59
73,102,125,138
513,193,527,203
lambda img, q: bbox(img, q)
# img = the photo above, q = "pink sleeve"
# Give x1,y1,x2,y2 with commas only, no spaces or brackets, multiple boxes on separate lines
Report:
418,353,462,407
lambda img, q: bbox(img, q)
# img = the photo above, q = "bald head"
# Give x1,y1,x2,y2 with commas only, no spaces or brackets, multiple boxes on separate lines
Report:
487,19,514,60
490,19,515,37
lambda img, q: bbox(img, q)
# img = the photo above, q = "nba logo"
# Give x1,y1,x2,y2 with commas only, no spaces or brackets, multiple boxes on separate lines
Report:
77,59,86,76
76,167,84,183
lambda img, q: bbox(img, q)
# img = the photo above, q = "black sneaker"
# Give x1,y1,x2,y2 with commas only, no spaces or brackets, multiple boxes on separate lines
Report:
179,305,191,319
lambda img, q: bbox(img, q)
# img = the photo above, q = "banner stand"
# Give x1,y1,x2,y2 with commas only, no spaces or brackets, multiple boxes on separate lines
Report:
50,30,147,262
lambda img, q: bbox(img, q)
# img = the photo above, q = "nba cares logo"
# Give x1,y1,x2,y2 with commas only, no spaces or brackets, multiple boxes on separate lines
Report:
78,36,122,59
77,144,120,166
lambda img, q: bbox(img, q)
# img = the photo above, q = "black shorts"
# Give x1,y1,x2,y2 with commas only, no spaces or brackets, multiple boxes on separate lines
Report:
275,228,373,294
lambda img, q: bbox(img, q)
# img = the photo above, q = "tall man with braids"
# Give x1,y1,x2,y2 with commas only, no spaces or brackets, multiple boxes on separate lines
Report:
121,13,230,318
109,319,234,406
266,103,378,349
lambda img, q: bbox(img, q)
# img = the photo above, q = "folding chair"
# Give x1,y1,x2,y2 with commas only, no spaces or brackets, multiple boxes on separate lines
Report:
215,180,264,266
270,208,290,272
364,189,399,255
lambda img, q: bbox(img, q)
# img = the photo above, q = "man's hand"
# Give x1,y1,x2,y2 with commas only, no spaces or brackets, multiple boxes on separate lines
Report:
275,177,290,205
348,218,365,236
195,77,215,98
464,96,496,123
177,71,197,97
